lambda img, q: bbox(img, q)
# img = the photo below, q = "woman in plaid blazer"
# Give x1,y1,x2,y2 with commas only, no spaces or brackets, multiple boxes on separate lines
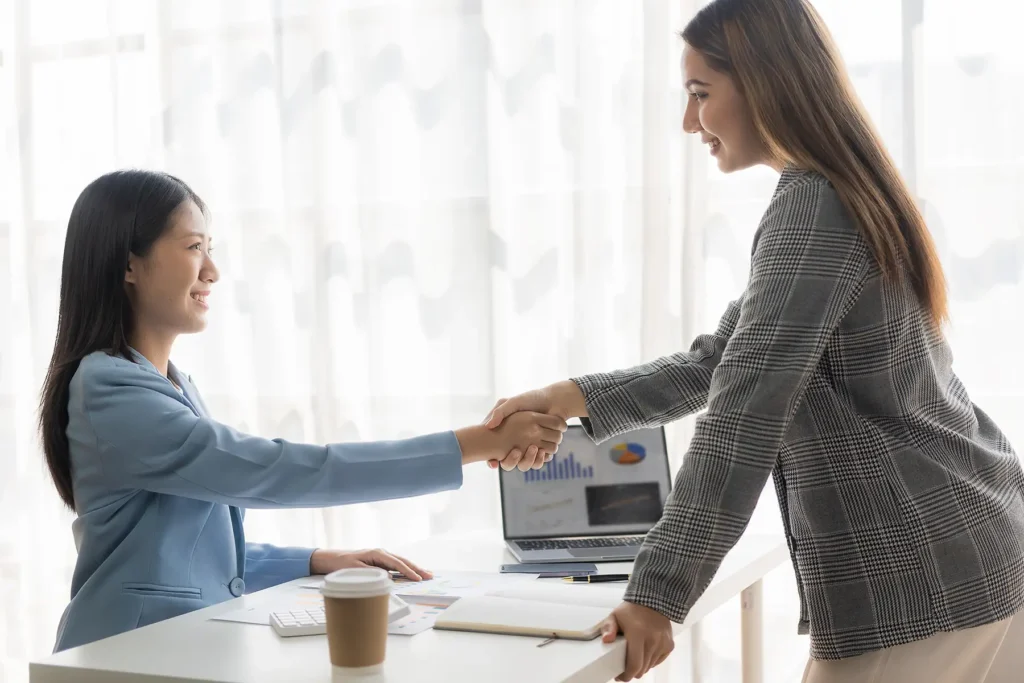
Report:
484,0,1024,681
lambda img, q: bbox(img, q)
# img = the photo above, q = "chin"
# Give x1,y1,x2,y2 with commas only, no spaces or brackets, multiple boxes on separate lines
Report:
717,152,763,174
183,318,208,334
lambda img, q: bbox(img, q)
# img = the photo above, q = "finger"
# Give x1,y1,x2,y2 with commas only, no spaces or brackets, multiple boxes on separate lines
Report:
537,413,568,431
539,440,560,454
484,398,510,429
487,459,500,469
373,551,421,581
500,450,522,470
601,616,619,643
648,634,674,677
530,451,550,470
517,444,540,472
641,637,659,680
501,448,524,471
622,633,645,681
652,643,673,670
538,426,563,445
391,553,432,580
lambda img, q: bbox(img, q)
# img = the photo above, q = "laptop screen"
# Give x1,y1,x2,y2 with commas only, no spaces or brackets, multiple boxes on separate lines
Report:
499,425,673,540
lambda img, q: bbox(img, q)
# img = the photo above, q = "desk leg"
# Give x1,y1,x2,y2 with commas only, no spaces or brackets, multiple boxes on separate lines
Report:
740,580,763,683
689,620,703,683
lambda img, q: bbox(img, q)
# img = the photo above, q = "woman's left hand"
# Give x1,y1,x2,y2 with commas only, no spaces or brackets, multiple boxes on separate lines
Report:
309,548,432,581
600,601,675,681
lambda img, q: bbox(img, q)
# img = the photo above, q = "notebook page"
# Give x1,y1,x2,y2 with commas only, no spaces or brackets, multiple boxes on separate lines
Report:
486,581,625,609
434,595,609,640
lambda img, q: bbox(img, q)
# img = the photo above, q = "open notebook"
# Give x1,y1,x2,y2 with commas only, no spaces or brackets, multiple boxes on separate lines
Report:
433,580,625,640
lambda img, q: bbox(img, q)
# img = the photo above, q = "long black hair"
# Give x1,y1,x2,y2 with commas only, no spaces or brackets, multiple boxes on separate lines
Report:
39,170,207,510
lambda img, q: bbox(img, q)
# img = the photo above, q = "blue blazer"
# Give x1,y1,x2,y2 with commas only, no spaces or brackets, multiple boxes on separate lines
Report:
54,350,464,652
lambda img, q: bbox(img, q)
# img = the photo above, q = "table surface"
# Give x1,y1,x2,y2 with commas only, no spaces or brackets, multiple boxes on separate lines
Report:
30,532,788,683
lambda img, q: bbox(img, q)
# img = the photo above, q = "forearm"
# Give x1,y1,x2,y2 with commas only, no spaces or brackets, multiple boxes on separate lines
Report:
623,410,778,621
245,543,315,591
572,300,741,442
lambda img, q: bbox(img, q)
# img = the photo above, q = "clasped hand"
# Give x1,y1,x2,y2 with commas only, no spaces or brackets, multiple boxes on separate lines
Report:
487,411,566,471
483,381,587,471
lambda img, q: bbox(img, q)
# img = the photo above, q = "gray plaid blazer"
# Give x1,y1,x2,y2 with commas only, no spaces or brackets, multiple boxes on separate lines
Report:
574,167,1024,660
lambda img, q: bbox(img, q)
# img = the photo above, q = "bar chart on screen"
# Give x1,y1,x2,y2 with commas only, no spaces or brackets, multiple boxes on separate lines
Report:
523,451,593,483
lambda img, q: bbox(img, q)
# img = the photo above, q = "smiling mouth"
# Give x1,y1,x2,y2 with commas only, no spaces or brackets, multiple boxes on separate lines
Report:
708,139,721,154
191,293,208,306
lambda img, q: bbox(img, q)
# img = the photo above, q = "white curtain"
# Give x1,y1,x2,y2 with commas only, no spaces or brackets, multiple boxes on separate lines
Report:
1,1,1021,681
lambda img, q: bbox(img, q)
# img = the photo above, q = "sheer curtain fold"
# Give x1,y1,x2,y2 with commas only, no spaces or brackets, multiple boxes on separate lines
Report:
1,1,1022,682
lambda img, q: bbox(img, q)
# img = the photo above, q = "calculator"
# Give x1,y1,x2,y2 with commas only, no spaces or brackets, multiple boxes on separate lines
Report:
270,594,412,637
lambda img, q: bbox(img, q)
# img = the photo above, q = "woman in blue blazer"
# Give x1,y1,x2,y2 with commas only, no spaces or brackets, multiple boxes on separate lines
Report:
39,170,565,652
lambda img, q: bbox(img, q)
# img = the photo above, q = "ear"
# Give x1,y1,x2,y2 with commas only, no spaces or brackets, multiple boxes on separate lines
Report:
125,252,139,284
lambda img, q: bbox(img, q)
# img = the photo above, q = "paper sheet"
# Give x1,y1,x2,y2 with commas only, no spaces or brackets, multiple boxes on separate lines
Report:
212,586,323,626
302,571,537,601
486,581,625,610
387,601,450,635
388,571,538,600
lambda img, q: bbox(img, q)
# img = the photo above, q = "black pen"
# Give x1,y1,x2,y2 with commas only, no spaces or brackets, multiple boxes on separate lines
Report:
562,574,630,583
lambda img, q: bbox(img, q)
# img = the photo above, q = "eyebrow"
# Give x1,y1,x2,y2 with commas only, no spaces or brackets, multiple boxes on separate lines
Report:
685,79,711,89
182,231,211,239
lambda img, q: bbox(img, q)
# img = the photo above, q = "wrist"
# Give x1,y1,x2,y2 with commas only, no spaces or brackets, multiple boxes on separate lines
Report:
550,380,588,419
309,548,326,575
455,425,498,465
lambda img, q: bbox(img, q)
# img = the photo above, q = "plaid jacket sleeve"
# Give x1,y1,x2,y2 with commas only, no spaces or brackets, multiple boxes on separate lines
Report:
574,296,744,441
577,179,871,622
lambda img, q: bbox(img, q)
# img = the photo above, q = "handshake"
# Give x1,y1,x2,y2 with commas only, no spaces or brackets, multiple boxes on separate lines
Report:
455,380,589,472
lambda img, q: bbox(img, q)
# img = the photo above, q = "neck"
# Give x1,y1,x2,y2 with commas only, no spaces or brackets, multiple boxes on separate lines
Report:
765,155,786,173
128,325,176,376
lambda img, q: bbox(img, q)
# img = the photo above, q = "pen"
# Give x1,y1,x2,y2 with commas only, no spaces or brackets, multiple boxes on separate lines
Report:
562,574,630,583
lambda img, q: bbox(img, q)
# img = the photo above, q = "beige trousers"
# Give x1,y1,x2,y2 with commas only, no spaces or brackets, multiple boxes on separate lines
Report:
802,611,1024,683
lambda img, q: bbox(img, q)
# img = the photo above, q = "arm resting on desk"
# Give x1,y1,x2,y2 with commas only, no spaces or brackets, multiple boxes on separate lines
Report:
244,543,315,593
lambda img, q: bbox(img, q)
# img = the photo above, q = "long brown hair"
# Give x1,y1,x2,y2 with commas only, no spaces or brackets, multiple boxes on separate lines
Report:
39,170,206,510
683,0,948,327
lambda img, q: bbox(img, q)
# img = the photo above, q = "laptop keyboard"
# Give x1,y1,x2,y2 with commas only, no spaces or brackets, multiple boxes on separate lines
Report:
517,536,645,551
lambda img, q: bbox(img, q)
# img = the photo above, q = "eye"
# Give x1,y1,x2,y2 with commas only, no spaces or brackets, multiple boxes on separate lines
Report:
189,242,203,250
689,91,708,101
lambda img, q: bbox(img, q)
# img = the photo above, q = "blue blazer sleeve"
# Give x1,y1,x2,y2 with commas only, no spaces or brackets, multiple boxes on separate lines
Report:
73,353,464,508
244,543,314,592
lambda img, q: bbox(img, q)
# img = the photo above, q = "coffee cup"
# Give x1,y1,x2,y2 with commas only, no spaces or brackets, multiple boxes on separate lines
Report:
321,567,392,678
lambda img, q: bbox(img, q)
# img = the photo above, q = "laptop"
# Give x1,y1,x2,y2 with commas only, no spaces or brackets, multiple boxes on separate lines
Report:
499,425,673,563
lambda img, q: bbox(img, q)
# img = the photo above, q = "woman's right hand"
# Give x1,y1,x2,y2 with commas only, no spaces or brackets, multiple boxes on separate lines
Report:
489,411,567,471
455,412,567,469
483,380,588,429
481,380,588,469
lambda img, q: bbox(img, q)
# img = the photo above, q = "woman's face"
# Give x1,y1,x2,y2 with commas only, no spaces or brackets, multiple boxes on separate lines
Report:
681,45,772,173
124,200,219,338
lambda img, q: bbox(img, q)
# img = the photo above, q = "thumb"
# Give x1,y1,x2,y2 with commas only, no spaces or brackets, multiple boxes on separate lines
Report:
484,398,512,429
601,616,619,643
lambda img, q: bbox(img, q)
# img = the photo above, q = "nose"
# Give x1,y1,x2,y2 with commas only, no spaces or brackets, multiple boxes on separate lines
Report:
201,251,220,284
682,96,702,135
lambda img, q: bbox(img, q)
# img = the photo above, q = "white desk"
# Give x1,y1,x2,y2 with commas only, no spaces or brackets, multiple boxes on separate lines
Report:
30,532,788,683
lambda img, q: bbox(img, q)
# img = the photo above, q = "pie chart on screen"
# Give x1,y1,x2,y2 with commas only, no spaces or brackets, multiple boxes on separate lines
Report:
610,442,646,465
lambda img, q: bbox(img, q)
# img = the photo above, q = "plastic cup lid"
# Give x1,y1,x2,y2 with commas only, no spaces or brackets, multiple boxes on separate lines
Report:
321,567,392,599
